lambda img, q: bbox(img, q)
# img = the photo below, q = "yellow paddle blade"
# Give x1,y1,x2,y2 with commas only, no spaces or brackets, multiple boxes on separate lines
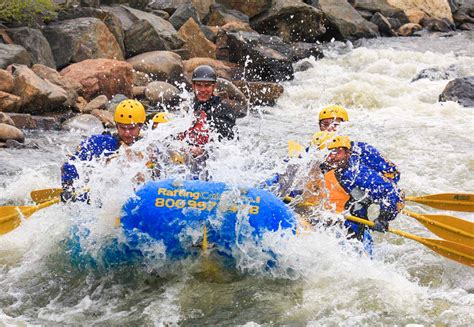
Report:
31,188,62,204
403,210,474,248
406,193,474,213
346,215,474,267
288,140,305,158
0,198,60,235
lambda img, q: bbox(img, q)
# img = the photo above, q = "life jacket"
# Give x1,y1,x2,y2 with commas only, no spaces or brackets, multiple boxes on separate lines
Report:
304,169,350,213
186,110,210,146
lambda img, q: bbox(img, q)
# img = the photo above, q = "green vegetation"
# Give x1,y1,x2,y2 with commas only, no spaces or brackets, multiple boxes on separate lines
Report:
0,0,57,26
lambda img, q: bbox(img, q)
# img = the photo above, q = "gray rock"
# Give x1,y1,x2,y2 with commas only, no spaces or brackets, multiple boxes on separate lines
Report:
107,94,129,112
62,114,104,135
294,60,314,72
169,3,201,30
355,0,409,24
370,12,396,37
147,0,191,15
145,81,181,108
205,3,250,26
439,76,474,107
0,44,32,69
6,27,56,68
216,0,272,18
412,66,457,82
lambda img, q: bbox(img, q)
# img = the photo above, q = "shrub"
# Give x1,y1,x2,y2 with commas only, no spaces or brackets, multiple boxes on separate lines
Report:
0,0,57,26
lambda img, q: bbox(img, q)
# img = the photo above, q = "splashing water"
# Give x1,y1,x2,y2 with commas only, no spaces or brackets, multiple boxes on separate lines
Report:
1,33,473,325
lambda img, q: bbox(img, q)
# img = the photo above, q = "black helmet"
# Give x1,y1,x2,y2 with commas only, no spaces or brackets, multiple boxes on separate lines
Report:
191,65,217,82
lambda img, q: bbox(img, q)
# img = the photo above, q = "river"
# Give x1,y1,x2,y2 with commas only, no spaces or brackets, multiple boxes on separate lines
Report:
1,32,473,325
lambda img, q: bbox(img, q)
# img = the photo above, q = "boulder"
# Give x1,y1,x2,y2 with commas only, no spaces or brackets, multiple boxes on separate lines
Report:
62,114,104,134
0,69,14,93
355,0,409,22
10,65,69,113
405,8,427,24
370,12,396,36
106,6,185,57
386,0,453,22
147,0,192,15
0,112,14,125
191,0,215,20
0,91,21,112
133,86,146,97
420,17,454,32
169,3,201,30
215,0,272,18
8,113,60,130
133,70,153,87
6,27,56,68
145,81,181,108
294,60,314,72
459,22,474,30
453,4,474,29
205,4,249,26
215,30,293,82
127,51,184,83
439,76,474,107
289,43,324,62
42,17,124,69
183,57,237,81
107,94,129,112
232,80,284,106
57,6,126,54
178,18,216,59
398,23,422,36
220,21,255,33
150,10,170,20
60,59,133,101
215,78,248,117
250,0,326,43
0,44,32,69
91,109,115,127
411,66,457,82
83,94,108,113
0,123,24,142
31,64,80,108
318,0,379,40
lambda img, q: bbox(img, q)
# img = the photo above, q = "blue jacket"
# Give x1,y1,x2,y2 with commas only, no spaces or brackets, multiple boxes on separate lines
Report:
351,141,400,183
61,134,121,184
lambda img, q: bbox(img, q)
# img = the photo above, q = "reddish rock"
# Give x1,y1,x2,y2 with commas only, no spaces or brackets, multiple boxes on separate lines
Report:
232,80,284,106
127,51,184,83
0,91,21,112
0,112,14,126
0,69,14,93
60,59,133,101
398,23,422,36
178,18,216,59
183,57,237,81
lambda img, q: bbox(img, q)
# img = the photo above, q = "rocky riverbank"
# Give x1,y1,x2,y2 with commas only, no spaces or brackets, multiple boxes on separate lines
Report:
0,0,473,147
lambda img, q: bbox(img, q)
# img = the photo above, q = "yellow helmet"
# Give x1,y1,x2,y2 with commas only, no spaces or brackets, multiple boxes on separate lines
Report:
327,135,351,150
114,99,146,125
319,105,349,122
152,112,172,124
310,131,334,149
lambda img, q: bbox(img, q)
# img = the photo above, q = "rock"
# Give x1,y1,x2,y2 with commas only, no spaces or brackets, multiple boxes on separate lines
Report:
405,8,427,24
318,0,379,40
0,69,14,93
289,42,324,62
412,66,457,82
6,27,56,68
459,22,474,30
387,17,402,30
60,59,133,101
75,96,88,113
453,4,474,29
83,94,108,113
398,23,422,36
205,4,249,26
4,139,25,148
370,12,396,36
201,25,220,42
191,0,215,20
215,30,293,82
420,17,454,32
42,17,124,69
30,64,79,108
386,0,453,22
150,10,170,20
178,18,216,59
0,44,32,69
57,6,126,55
133,70,153,87
355,0,409,23
169,3,201,30
145,81,181,107
215,0,272,18
232,80,284,106
294,60,314,72
0,123,24,142
127,51,184,83
0,91,21,112
147,0,191,15
250,0,326,43
220,21,255,33
11,65,68,113
0,112,14,126
112,6,185,57
439,76,474,107
91,109,115,127
183,57,236,82
7,113,37,129
62,114,104,134
107,94,129,112
133,86,146,97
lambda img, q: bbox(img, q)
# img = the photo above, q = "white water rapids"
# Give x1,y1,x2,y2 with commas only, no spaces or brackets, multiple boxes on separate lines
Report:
1,32,473,325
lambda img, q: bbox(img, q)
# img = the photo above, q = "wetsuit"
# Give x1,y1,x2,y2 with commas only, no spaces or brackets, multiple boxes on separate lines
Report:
306,156,404,240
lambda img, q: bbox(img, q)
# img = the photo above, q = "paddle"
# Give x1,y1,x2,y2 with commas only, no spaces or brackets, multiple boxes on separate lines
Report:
402,210,473,248
0,198,60,235
287,140,305,158
346,215,474,267
406,193,474,213
31,188,62,204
